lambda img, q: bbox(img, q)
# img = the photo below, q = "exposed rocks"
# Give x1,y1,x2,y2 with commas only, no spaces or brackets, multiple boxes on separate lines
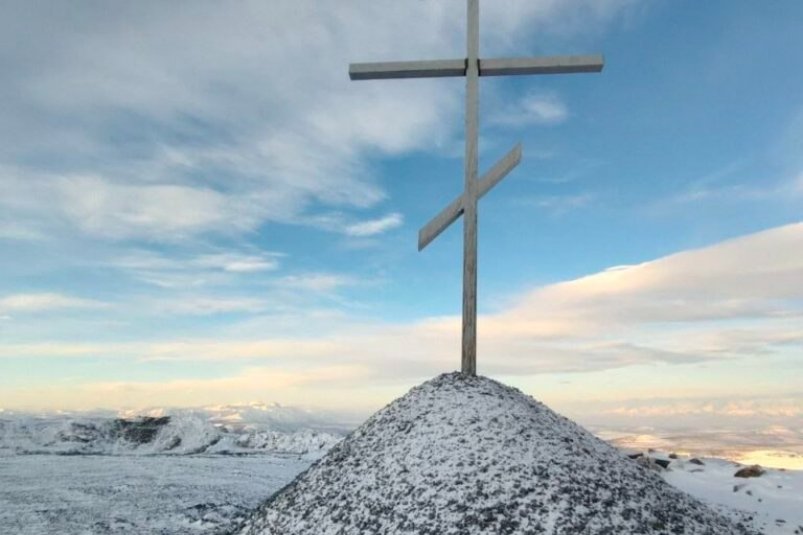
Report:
636,455,668,472
52,417,171,447
735,465,765,478
111,416,172,445
57,422,104,444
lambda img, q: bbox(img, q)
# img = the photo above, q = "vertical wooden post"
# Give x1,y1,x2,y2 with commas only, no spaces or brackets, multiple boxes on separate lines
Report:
462,0,479,376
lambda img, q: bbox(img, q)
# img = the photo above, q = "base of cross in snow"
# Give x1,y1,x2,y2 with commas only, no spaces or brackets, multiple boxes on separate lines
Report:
234,373,756,535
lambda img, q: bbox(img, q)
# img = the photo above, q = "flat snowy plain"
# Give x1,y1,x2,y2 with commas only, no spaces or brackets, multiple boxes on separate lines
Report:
0,408,343,534
0,454,307,534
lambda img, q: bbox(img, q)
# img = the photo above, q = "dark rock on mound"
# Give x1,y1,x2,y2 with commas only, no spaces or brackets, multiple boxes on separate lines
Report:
236,373,754,534
654,458,672,469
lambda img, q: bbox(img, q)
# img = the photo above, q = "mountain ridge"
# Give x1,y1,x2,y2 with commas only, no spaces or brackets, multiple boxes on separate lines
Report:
0,411,343,457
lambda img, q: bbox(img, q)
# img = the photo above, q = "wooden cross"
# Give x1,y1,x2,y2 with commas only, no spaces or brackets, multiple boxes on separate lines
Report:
349,0,603,376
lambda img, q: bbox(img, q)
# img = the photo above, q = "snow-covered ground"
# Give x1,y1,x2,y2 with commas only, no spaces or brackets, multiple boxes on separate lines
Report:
0,406,347,534
1,404,801,534
604,429,803,533
2,450,800,535
0,453,308,534
658,454,803,535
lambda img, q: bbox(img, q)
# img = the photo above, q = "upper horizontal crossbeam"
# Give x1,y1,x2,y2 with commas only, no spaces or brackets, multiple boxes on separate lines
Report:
349,59,466,80
349,55,603,81
479,55,604,76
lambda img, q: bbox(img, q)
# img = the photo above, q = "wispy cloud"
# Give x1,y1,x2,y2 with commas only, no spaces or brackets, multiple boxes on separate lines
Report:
0,1,639,245
517,193,592,214
150,297,270,316
277,273,359,293
4,222,802,376
344,213,403,237
493,92,569,127
656,164,803,208
112,250,282,288
58,175,264,240
193,253,280,273
0,223,47,242
0,293,105,314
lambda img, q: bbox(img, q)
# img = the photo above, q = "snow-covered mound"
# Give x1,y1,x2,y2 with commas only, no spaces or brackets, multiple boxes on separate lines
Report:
237,373,754,535
0,411,344,457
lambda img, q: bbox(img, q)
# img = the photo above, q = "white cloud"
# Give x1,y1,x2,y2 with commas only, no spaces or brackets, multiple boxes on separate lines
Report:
522,94,569,124
153,297,269,316
277,273,358,293
657,166,803,208
0,223,46,242
493,92,569,127
112,250,282,288
116,251,282,272
520,193,592,214
0,293,104,314
344,213,404,237
192,253,280,273
57,175,262,240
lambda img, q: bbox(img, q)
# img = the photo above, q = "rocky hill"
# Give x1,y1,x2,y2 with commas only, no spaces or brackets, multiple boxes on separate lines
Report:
236,373,755,534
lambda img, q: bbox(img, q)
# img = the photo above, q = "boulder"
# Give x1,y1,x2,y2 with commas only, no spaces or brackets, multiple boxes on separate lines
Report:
734,465,765,478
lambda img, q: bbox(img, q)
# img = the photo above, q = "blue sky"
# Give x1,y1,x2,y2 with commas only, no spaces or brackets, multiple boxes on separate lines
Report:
0,0,802,446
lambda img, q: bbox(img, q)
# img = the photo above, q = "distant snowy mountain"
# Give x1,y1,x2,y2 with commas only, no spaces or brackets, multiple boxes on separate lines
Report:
237,373,754,535
0,405,348,457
